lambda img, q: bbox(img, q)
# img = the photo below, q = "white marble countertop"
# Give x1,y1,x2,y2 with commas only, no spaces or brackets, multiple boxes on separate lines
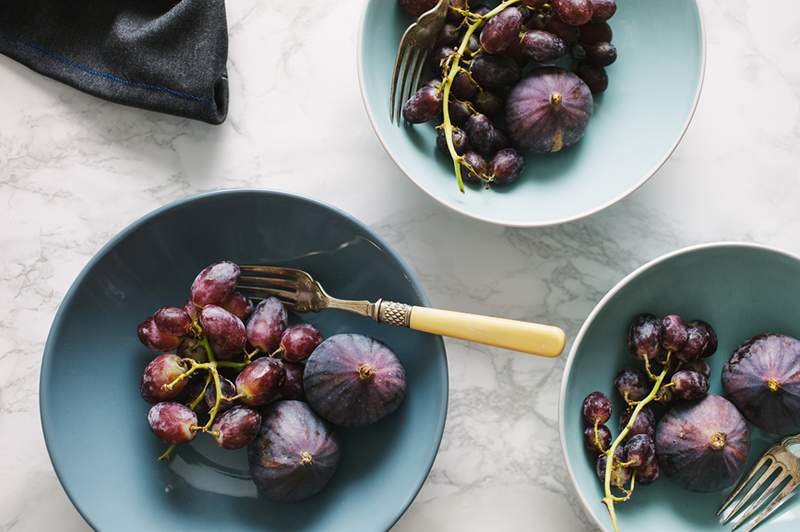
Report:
2,0,800,530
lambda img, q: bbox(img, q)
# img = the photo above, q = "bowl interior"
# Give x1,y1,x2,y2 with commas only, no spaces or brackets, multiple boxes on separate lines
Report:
562,244,800,531
359,0,704,226
41,191,448,532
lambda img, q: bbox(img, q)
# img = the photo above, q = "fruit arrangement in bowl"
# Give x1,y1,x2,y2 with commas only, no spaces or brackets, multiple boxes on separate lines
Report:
560,243,800,531
400,0,618,191
40,190,448,532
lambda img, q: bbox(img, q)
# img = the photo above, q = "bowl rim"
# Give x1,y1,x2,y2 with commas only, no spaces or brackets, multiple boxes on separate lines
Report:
39,188,449,531
557,241,800,531
356,0,708,228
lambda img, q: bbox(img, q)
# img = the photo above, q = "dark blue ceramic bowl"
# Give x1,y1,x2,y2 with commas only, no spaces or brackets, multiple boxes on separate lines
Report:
41,190,448,531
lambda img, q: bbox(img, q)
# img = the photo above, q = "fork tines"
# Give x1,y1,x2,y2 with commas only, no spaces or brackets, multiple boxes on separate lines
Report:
718,451,799,531
237,265,300,305
390,33,428,125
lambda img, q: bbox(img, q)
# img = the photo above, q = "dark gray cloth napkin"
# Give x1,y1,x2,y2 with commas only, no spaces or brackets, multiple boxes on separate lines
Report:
0,0,228,124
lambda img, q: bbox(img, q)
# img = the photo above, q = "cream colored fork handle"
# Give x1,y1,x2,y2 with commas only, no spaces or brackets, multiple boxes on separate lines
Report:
378,302,566,357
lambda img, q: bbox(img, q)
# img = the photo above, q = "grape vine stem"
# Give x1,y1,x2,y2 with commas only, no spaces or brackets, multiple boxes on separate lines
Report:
602,351,672,532
441,0,521,192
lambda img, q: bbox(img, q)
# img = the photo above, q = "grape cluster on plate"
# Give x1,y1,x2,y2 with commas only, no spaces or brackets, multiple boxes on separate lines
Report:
581,313,718,529
138,261,408,501
399,0,618,191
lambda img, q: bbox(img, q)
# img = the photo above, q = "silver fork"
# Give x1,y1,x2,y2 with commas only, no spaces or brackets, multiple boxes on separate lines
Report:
718,434,800,531
389,0,450,124
236,265,566,358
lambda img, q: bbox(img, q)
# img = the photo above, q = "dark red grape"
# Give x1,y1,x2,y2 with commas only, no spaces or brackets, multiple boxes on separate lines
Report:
204,376,237,413
448,98,473,126
246,297,288,353
147,402,198,444
470,54,521,89
554,0,593,26
235,357,286,406
280,361,305,400
585,41,617,66
692,320,718,357
614,367,649,402
579,22,612,44
545,18,579,44
437,23,461,47
153,307,192,337
190,261,240,308
465,113,496,155
627,313,663,362
280,323,323,363
141,354,188,403
582,391,612,425
571,44,587,61
671,370,709,400
220,291,253,321
451,71,479,100
677,323,710,362
575,63,608,94
590,0,616,22
200,305,247,359
596,448,631,489
461,151,488,185
660,314,688,353
638,455,660,484
490,148,524,185
474,90,503,117
437,127,470,156
211,407,262,449
684,359,711,379
480,7,524,54
138,317,181,352
519,30,567,62
403,85,442,124
623,434,654,467
620,406,655,439
583,424,611,454
177,336,208,363
398,0,437,17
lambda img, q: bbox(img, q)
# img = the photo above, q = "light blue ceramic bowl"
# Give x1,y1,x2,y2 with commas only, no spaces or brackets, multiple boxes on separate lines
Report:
41,190,448,531
358,0,705,227
560,243,800,531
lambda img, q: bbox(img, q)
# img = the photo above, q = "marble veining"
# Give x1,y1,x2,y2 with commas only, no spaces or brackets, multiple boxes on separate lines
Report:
2,0,800,530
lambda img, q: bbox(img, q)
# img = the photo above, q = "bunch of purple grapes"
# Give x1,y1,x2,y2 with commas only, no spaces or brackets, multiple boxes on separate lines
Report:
139,261,323,457
399,0,617,187
582,313,718,494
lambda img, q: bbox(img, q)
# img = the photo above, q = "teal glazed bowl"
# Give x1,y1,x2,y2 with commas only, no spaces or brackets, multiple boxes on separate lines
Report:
41,190,448,531
560,243,800,531
358,0,705,227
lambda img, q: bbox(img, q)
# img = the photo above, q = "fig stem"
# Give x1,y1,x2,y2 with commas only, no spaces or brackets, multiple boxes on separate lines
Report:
357,363,375,381
602,351,673,532
300,451,314,466
710,432,727,450
767,378,780,392
440,0,521,193
549,92,563,108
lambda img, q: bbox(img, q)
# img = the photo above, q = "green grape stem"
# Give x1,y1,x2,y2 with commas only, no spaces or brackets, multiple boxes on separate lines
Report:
441,0,521,193
601,351,672,532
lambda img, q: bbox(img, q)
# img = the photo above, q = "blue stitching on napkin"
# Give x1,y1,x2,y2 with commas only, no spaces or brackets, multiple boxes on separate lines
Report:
3,34,209,104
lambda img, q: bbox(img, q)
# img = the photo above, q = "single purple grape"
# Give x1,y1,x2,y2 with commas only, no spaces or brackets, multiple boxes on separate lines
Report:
448,98,473,126
579,22,612,44
671,370,709,401
627,313,663,362
137,317,181,352
199,305,247,359
614,367,649,402
677,323,711,362
660,314,689,353
490,148,525,185
437,127,470,156
147,402,197,444
153,307,192,337
582,391,612,425
403,85,442,124
684,359,711,379
220,291,253,321
583,424,611,454
141,354,188,403
465,113,497,156
623,433,655,467
554,0,593,26
596,447,630,488
692,320,718,358
452,70,479,100
280,361,305,400
235,357,286,406
620,406,655,439
638,455,660,484
470,54,521,89
519,30,567,62
204,376,237,413
246,297,288,353
461,151,488,185
575,63,608,94
590,0,617,22
280,324,324,363
480,7,524,54
190,261,240,308
585,41,617,66
211,406,261,449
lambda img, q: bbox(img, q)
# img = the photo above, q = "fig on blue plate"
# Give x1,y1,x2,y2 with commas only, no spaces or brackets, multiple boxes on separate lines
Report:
722,334,800,435
248,400,340,502
655,395,750,492
304,334,407,427
506,67,593,154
